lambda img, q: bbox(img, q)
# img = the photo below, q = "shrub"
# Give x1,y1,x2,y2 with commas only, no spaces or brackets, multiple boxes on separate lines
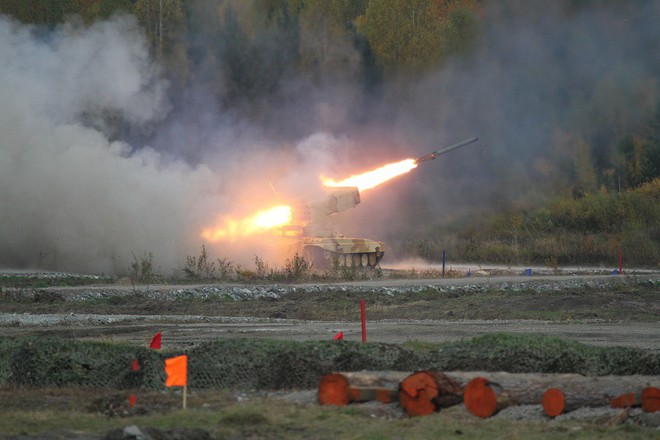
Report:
283,252,312,282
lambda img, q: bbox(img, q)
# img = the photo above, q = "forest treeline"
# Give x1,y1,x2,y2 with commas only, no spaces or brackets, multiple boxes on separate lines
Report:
1,0,657,195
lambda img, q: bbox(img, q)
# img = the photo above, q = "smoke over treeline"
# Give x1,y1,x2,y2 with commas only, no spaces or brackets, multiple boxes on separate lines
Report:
0,0,658,273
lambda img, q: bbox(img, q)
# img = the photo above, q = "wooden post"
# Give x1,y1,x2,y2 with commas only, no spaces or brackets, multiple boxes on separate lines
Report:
360,299,366,343
442,250,446,277
183,385,187,410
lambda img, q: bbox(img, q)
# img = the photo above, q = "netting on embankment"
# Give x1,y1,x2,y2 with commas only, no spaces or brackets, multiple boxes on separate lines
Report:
0,334,658,390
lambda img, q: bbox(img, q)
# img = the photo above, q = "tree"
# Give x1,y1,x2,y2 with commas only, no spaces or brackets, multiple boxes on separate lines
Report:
0,0,134,25
0,0,77,25
217,0,300,105
572,136,598,194
133,0,186,59
619,135,660,189
356,0,477,72
293,0,367,83
133,0,188,85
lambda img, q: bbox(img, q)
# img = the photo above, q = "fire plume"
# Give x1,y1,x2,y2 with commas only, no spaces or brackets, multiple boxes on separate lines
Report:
201,205,292,242
321,158,417,192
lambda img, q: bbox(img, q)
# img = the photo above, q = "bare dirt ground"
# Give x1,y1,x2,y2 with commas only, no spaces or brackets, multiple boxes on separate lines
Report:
2,272,659,350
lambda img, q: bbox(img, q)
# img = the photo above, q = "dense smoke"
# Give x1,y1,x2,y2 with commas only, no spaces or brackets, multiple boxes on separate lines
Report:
0,1,657,273
0,13,345,273
0,15,221,273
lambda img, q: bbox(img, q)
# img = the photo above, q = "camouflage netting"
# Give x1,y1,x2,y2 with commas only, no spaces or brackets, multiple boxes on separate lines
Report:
0,334,657,390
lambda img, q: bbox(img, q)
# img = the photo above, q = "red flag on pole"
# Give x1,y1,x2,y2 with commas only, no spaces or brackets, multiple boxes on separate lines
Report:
165,355,188,387
332,331,344,340
131,358,140,372
149,332,162,349
128,394,137,408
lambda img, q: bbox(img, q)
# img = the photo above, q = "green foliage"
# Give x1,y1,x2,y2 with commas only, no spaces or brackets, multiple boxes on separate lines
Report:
293,0,368,83
235,267,259,282
183,245,217,280
619,133,660,188
356,0,478,71
0,0,135,25
339,263,359,281
254,254,270,279
440,2,479,54
436,333,659,376
182,246,237,282
550,191,636,233
216,257,235,281
0,334,657,390
0,274,115,288
133,0,188,85
0,0,77,25
0,336,164,389
404,178,660,267
357,0,441,70
283,252,312,282
216,0,300,105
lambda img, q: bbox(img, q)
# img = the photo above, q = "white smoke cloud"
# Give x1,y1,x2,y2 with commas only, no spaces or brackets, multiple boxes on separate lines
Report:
0,15,221,274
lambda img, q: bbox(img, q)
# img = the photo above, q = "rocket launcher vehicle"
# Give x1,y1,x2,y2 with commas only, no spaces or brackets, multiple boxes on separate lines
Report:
282,136,480,270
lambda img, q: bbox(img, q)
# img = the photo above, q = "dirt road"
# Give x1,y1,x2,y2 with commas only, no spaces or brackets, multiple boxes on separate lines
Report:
2,272,658,350
5,315,657,349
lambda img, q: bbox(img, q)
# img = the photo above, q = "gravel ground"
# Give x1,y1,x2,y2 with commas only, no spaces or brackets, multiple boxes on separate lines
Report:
269,390,660,427
3,272,658,302
2,272,658,349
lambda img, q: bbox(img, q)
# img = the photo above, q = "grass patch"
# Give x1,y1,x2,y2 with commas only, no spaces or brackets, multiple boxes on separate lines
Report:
397,178,660,267
0,274,116,288
1,281,658,322
0,391,655,439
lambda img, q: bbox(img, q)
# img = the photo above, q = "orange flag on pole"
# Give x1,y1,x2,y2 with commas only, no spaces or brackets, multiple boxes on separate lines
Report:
165,355,188,387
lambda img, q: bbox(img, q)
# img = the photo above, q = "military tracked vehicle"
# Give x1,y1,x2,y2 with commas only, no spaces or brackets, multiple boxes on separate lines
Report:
276,137,479,270
276,186,384,269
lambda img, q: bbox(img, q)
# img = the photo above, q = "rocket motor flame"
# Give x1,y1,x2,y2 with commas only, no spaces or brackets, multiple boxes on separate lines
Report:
201,138,477,242
321,158,418,192
201,158,419,241
202,205,292,242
